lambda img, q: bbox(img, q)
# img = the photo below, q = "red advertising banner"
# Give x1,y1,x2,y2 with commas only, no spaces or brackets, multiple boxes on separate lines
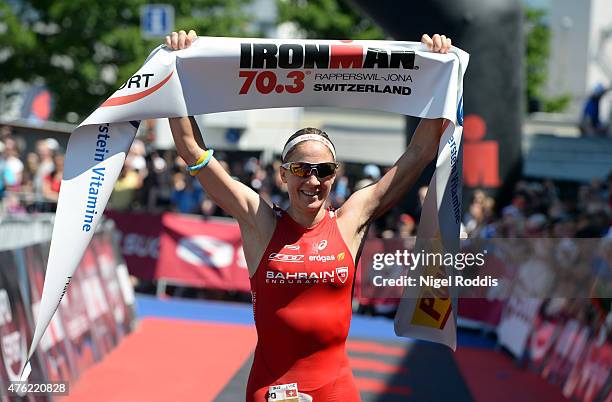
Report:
562,336,612,402
74,248,117,357
529,317,559,372
23,245,76,382
0,222,134,395
105,210,162,280
157,214,250,292
90,232,134,339
60,250,102,374
0,250,48,401
541,320,590,385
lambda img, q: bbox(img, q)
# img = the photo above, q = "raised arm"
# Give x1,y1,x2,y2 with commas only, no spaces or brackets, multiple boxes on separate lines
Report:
165,31,274,229
169,116,272,224
336,34,452,245
337,118,446,232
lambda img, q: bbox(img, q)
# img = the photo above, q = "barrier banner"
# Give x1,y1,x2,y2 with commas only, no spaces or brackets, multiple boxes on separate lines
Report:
541,320,590,385
58,253,101,375
497,297,542,358
356,237,418,310
21,245,76,382
529,317,559,373
562,336,612,402
74,248,117,357
0,250,48,401
25,37,468,372
157,214,250,292
91,231,134,338
104,210,162,280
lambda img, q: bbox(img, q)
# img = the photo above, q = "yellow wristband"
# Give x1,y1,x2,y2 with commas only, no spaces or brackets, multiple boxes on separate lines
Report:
187,149,214,176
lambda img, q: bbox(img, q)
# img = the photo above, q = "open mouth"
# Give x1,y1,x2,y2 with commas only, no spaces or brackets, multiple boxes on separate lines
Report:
300,190,319,197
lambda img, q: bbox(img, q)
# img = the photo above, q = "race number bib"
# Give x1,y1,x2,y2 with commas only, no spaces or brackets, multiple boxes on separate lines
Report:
268,383,299,402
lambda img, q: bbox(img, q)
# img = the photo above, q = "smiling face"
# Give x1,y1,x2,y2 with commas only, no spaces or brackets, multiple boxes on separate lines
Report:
281,140,336,213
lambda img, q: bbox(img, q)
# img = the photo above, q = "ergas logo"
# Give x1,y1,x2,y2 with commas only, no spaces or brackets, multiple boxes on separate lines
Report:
337,252,345,261
308,254,335,262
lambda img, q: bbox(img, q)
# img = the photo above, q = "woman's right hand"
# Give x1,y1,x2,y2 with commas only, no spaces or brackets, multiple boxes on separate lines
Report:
165,30,198,50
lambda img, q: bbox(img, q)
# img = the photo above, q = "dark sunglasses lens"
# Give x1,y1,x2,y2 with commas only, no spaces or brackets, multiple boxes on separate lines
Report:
288,162,336,178
290,163,309,177
315,163,336,177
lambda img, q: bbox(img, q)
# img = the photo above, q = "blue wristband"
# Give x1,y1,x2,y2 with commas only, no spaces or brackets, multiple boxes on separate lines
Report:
187,149,214,176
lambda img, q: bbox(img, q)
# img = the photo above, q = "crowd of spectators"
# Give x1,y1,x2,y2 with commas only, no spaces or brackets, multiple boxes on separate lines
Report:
1,122,611,325
1,123,611,242
460,175,612,343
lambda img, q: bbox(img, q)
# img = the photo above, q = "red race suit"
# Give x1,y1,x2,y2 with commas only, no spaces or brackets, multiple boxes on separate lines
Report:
247,207,360,401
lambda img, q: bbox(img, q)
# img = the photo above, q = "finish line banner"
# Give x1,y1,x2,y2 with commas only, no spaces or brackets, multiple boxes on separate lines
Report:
22,36,469,378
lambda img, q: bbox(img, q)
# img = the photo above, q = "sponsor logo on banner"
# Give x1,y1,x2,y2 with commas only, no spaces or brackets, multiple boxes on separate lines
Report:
447,134,461,225
101,71,174,107
177,236,234,268
410,297,452,330
335,267,349,284
240,43,416,70
268,253,304,263
82,123,111,233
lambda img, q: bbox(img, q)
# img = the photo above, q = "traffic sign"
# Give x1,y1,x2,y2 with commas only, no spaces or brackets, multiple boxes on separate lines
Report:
141,4,175,38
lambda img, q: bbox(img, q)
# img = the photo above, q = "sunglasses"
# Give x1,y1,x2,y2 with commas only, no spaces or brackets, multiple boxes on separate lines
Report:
281,162,339,178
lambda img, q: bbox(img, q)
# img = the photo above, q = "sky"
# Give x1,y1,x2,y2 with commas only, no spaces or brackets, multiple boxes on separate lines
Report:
522,0,551,9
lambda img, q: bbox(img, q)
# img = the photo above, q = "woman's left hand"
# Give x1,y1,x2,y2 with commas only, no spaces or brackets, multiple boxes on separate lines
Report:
421,34,452,53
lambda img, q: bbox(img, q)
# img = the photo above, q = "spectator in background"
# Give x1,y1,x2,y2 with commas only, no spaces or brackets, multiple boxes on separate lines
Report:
2,137,24,191
0,141,6,207
355,163,380,191
329,163,349,208
34,139,56,197
21,152,39,195
398,213,416,238
170,172,204,214
42,154,64,204
0,125,12,141
580,84,609,137
108,161,142,211
4,192,26,215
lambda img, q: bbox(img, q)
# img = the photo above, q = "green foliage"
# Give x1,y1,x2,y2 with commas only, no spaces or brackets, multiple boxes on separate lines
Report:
277,0,384,40
0,0,254,121
525,6,570,113
542,94,571,113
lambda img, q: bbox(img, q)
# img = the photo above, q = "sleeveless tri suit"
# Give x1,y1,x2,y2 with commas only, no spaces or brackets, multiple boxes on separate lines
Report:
247,206,360,401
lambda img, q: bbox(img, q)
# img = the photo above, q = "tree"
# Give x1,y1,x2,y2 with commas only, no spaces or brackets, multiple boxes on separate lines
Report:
0,0,254,121
525,6,570,113
277,0,383,40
